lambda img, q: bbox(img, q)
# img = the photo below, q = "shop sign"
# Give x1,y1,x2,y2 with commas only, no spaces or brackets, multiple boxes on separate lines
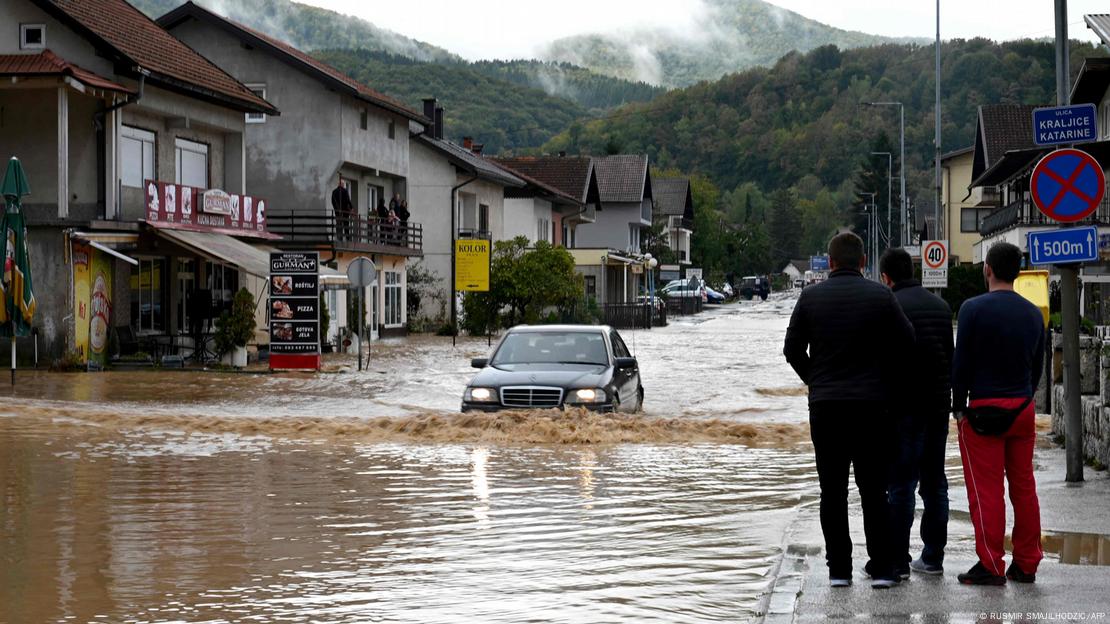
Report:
455,239,490,292
269,251,320,370
72,241,113,368
145,180,268,236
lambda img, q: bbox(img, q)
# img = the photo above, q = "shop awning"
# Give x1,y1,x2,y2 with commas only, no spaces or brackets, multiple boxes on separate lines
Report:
152,227,271,278
71,231,139,265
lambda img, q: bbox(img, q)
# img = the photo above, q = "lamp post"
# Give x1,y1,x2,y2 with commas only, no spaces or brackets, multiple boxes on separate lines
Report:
864,101,906,246
872,151,892,248
862,192,878,281
645,254,659,327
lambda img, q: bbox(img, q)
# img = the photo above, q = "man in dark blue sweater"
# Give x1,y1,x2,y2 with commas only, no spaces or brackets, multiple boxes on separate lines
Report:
952,242,1045,586
784,232,915,589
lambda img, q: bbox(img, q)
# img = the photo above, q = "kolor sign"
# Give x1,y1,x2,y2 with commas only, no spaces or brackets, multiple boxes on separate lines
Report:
269,251,320,371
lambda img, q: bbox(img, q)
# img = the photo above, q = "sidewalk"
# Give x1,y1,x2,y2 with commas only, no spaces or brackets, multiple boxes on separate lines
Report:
763,437,1110,623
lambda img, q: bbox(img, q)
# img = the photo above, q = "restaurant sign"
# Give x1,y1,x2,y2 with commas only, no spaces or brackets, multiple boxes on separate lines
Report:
145,180,268,236
269,251,320,371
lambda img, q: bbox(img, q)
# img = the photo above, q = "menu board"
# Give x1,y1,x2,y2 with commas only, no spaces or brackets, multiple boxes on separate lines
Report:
269,252,320,369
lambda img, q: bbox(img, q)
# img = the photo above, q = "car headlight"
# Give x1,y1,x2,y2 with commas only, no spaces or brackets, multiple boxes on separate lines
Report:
465,387,497,402
571,388,606,404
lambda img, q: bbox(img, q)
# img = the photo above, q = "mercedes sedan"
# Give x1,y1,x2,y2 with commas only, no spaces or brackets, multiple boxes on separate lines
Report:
462,325,643,412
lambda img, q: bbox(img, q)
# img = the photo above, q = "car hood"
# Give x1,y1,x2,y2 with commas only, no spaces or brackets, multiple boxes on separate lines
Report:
469,365,611,389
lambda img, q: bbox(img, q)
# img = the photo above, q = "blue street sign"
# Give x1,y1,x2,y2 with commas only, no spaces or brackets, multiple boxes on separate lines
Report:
1028,226,1099,265
809,255,829,271
1033,104,1097,146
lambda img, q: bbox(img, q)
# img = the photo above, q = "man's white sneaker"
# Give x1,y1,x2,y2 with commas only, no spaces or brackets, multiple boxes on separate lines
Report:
909,558,944,575
830,578,852,588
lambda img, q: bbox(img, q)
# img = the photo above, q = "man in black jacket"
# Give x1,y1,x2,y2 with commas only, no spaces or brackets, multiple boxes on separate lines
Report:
784,232,915,589
330,177,353,240
879,248,953,579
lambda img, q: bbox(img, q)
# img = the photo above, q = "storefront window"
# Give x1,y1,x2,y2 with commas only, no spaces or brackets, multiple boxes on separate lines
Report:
176,259,194,334
206,261,239,316
384,271,402,327
130,258,167,334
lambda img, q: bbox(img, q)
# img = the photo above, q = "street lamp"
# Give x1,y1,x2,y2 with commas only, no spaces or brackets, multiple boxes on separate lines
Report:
871,151,892,248
864,101,906,246
644,253,659,327
862,192,878,282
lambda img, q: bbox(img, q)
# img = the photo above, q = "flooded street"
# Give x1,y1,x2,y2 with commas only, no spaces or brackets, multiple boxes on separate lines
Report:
3,297,822,622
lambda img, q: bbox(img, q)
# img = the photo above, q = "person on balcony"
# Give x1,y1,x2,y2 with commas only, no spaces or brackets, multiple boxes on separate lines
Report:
330,178,353,240
397,199,411,247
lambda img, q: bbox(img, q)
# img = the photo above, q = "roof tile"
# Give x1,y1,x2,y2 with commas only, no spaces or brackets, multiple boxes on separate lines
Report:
594,154,649,204
0,49,134,94
491,156,594,203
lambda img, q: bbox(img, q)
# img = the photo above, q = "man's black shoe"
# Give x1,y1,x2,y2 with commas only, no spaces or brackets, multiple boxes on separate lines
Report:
957,562,1006,586
1006,562,1036,584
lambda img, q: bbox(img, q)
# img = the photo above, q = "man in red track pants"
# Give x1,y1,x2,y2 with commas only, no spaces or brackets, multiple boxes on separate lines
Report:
951,242,1045,585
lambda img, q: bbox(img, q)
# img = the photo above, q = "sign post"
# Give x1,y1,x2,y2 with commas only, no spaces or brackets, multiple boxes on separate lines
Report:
921,240,948,288
346,256,377,372
269,251,320,371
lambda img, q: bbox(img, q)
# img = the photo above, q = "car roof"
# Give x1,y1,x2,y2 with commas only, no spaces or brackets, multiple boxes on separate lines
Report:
507,324,611,334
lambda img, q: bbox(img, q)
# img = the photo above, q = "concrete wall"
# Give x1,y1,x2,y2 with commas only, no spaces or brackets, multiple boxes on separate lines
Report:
503,197,553,244
0,89,59,216
0,1,114,76
1050,335,1110,468
407,140,455,323
576,202,644,252
944,152,977,264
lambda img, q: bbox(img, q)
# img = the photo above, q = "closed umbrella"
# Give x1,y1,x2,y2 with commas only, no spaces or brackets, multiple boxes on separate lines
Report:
0,157,36,384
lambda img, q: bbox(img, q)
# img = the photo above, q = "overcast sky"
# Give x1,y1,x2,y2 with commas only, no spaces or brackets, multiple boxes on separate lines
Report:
296,0,1106,60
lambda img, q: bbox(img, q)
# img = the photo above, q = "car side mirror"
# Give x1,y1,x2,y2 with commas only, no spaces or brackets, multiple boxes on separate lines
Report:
471,358,488,369
614,357,637,370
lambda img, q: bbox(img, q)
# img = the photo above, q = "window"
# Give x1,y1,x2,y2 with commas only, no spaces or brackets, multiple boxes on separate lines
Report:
611,332,631,358
245,84,267,123
388,119,396,140
175,138,208,188
384,271,402,327
479,204,489,235
121,125,155,188
206,262,239,316
20,24,45,50
176,259,195,334
360,109,368,130
629,224,641,252
130,258,167,333
961,207,992,233
537,218,550,243
584,275,597,300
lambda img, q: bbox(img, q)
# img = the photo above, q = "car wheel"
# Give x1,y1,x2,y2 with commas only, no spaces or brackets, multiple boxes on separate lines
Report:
635,388,644,413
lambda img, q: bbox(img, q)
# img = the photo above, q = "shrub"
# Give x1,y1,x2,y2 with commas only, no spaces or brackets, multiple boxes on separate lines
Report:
214,288,257,357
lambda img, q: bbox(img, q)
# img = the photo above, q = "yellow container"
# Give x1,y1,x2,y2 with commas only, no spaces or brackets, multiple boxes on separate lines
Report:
1014,270,1050,328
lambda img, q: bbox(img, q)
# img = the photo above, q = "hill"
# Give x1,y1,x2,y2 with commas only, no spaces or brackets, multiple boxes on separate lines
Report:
130,0,458,62
466,60,667,112
539,0,908,87
315,50,587,154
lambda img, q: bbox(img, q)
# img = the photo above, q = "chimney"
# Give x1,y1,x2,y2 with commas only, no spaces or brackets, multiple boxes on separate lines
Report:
433,106,444,140
558,150,567,157
472,143,484,155
463,136,474,150
422,97,437,122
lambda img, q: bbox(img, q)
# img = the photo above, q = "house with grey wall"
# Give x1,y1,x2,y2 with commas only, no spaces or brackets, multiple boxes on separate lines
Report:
160,1,429,340
652,177,694,265
491,155,601,250
0,0,275,364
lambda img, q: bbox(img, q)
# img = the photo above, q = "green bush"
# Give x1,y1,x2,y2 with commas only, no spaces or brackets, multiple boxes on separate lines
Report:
214,288,257,357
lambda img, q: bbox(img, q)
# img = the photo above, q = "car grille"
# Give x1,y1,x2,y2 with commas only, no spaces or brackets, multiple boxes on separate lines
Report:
500,386,564,408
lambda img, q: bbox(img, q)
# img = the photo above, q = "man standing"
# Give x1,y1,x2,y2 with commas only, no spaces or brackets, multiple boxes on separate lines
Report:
879,248,952,579
784,232,914,589
952,242,1044,585
330,177,353,239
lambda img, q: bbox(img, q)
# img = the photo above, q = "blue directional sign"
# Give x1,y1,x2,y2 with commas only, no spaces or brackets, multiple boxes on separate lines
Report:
809,255,829,271
1033,104,1097,146
1028,226,1099,265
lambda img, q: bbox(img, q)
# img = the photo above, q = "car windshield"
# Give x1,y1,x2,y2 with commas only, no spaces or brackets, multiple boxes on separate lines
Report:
491,331,609,367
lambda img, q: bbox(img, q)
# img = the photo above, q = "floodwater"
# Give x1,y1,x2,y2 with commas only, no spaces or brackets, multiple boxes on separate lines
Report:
1,297,820,622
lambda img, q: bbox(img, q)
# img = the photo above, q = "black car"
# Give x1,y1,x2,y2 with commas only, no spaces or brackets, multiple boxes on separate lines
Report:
462,325,643,412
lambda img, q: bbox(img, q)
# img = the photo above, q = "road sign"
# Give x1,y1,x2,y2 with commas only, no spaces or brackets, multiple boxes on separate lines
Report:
346,256,377,288
455,239,490,291
1028,226,1099,265
809,255,829,271
1030,148,1106,222
1033,104,1097,146
922,240,948,288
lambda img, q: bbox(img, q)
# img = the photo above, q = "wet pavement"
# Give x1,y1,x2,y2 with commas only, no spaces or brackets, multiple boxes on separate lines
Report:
1,298,819,623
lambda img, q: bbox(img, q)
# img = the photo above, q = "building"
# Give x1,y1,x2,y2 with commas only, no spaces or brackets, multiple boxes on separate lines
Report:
159,1,428,341
651,177,694,266
781,259,808,284
491,155,602,250
407,100,524,324
941,146,981,265
0,0,278,365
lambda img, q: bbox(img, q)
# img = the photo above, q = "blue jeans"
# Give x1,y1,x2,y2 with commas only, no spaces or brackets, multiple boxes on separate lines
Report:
889,409,950,571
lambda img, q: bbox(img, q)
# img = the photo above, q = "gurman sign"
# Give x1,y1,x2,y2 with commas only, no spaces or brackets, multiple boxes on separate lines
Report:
145,180,269,237
269,251,320,371
1033,104,1097,146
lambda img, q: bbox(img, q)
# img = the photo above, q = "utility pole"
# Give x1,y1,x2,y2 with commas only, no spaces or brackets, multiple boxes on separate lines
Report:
863,192,878,280
1056,0,1084,483
872,151,893,247
934,0,942,241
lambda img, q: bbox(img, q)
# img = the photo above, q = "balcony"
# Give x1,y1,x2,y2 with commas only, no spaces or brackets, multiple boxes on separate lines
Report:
980,193,1110,238
668,215,693,231
457,229,492,240
267,211,423,255
972,186,1001,208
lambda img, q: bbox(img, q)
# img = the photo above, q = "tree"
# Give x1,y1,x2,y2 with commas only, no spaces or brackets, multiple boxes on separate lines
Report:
852,133,902,250
768,188,802,269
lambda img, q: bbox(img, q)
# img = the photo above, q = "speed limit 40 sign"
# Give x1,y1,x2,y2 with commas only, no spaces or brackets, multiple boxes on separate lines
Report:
922,240,948,288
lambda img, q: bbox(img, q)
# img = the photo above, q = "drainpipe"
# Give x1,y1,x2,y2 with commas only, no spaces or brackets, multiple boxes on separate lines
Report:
450,175,478,345
94,69,146,218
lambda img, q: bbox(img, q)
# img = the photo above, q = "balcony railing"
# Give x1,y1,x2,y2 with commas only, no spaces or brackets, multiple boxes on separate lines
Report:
457,229,492,240
980,193,1110,237
267,211,422,254
668,216,693,230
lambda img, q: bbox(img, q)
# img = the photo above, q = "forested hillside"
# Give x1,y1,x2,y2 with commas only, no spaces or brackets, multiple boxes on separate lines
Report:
467,60,666,111
316,50,587,154
540,0,902,87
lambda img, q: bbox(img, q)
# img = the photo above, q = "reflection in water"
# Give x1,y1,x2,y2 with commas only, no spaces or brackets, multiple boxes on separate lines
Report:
1041,531,1110,566
471,446,491,524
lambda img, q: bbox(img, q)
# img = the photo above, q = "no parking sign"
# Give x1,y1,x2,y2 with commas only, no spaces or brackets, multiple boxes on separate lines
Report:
1030,148,1105,222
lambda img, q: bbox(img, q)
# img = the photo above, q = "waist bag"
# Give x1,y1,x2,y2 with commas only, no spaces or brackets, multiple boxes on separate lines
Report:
965,397,1033,436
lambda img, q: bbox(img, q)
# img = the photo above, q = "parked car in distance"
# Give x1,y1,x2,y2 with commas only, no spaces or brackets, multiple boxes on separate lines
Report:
636,294,666,312
661,278,707,302
738,276,770,301
717,282,734,298
462,325,643,413
704,286,726,304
